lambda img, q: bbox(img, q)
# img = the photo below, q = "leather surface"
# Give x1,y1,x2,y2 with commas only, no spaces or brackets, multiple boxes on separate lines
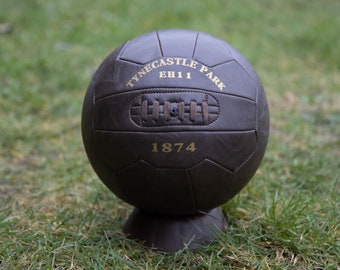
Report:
81,29,269,215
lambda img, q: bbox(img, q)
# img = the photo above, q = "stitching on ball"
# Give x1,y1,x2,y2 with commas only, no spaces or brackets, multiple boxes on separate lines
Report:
129,90,220,127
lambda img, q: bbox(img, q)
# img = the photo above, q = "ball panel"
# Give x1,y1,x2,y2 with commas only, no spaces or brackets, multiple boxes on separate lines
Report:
117,160,157,210
228,45,262,83
157,29,198,57
189,159,233,211
119,32,162,64
110,58,259,96
221,143,267,203
93,89,256,132
255,84,270,147
92,130,256,171
212,61,257,100
152,168,195,215
194,32,234,66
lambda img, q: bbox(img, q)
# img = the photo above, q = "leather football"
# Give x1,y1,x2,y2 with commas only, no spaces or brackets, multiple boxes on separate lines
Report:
81,29,269,215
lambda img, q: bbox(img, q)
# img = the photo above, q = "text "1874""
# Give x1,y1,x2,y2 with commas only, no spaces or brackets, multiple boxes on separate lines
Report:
152,142,196,153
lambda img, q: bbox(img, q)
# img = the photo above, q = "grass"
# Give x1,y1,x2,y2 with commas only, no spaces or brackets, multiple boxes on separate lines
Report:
0,0,339,269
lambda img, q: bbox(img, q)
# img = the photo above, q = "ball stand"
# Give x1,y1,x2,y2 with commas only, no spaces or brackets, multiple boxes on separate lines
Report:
123,207,227,252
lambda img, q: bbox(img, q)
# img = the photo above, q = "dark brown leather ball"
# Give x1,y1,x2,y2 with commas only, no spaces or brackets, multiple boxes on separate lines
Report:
82,29,269,215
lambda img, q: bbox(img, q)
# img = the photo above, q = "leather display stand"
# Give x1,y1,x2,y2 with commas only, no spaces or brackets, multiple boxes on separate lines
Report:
123,207,227,252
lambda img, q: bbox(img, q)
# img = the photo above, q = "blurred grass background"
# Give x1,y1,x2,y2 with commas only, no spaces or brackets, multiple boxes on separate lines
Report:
0,0,339,269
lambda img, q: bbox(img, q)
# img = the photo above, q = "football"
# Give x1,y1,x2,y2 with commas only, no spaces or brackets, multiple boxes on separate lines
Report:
81,29,269,216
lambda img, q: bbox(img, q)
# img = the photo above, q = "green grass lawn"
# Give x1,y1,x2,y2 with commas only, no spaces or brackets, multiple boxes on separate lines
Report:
1,0,339,269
